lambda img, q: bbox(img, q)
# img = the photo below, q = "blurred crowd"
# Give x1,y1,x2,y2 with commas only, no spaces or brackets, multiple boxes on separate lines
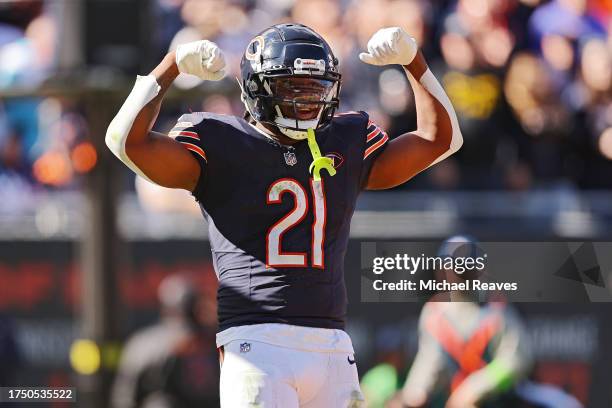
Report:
0,1,94,214
0,0,611,200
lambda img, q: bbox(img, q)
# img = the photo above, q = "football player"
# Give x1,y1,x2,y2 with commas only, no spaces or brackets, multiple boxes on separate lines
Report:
106,24,462,407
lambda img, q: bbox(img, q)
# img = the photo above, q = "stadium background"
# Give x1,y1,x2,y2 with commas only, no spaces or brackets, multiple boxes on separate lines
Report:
0,0,611,406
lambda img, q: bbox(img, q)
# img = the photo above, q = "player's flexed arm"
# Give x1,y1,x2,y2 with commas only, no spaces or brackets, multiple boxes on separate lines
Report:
105,41,225,190
359,28,463,190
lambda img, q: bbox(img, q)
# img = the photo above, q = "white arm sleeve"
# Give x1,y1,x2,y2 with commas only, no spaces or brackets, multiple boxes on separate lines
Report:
406,68,463,167
105,75,161,183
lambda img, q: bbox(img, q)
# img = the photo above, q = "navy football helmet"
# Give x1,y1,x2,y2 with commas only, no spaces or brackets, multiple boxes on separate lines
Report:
239,24,341,140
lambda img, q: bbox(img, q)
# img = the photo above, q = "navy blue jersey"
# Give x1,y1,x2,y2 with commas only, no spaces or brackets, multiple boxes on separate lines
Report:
169,112,388,331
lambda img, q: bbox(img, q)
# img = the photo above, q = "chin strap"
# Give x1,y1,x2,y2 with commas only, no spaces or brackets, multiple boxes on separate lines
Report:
307,128,336,181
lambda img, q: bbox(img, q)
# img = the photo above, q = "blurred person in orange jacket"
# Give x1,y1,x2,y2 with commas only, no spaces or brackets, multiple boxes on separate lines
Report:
393,235,582,408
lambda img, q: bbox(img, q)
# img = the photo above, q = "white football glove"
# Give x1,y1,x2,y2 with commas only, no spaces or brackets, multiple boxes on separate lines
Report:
175,40,226,81
359,27,418,66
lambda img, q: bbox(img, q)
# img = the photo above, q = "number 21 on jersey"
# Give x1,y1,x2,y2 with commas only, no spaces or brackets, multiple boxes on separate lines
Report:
266,178,326,269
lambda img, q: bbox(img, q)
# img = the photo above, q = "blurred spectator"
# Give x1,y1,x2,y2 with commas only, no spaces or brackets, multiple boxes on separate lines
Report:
396,236,532,407
152,0,185,62
0,14,56,87
388,235,584,408
569,36,612,188
528,0,606,45
398,302,532,407
292,0,344,52
0,0,43,35
0,5,64,199
111,274,219,408
504,51,575,186
426,1,525,190
0,11,57,177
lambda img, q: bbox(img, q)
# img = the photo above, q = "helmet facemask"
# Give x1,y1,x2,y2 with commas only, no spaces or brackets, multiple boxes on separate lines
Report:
268,76,339,139
243,73,340,140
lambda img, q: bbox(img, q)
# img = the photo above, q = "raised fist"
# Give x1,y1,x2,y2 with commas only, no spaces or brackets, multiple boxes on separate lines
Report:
359,27,418,67
175,40,226,81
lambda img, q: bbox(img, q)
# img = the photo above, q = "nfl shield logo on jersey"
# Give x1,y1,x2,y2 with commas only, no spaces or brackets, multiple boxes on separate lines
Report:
284,151,297,166
240,342,251,353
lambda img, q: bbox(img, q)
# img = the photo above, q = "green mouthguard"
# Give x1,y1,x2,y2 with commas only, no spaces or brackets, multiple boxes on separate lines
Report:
307,128,336,181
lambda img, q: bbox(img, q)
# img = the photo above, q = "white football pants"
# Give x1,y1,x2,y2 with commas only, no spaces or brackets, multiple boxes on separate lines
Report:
219,340,364,407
